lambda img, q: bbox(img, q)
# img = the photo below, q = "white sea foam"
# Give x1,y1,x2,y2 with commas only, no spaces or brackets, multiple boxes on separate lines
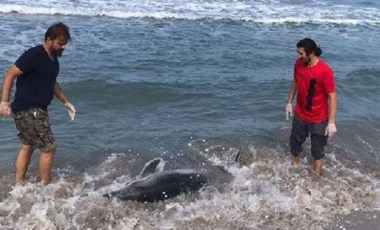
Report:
0,0,379,25
0,146,379,229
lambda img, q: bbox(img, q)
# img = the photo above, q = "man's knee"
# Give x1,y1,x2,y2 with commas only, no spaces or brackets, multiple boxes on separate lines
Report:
311,134,327,160
290,139,303,156
311,148,324,160
290,131,307,155
40,142,57,153
19,144,34,154
290,117,308,147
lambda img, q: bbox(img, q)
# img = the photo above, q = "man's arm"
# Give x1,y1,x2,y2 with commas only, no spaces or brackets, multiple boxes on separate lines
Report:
0,65,23,117
328,91,337,124
285,79,298,120
1,65,23,102
54,82,75,120
53,82,69,104
324,91,337,137
287,80,298,104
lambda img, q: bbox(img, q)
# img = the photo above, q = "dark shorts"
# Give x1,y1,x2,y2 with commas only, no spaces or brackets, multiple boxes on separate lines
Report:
13,108,56,152
290,115,328,160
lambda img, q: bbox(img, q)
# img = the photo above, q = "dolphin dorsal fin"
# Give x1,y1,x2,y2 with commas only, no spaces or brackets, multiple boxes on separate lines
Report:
138,158,165,178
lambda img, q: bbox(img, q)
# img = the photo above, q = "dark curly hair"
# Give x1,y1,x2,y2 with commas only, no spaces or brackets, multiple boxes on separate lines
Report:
45,22,71,42
297,38,322,57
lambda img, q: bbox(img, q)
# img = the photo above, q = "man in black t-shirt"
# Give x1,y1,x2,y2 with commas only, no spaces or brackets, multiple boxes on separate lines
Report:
0,22,76,185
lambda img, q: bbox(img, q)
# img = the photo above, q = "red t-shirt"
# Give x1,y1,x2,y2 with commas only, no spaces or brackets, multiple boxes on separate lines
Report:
294,58,335,123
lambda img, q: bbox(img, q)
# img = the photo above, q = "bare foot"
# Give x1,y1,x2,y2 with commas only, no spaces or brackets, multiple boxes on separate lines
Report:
15,180,25,186
35,175,49,185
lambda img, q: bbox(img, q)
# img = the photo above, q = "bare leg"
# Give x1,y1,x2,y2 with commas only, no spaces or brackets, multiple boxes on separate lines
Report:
16,144,34,184
38,149,56,185
312,159,323,176
291,155,300,165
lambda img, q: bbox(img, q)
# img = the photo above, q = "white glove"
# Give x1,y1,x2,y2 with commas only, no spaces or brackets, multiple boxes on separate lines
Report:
325,123,337,137
0,102,11,118
64,102,76,120
285,103,293,120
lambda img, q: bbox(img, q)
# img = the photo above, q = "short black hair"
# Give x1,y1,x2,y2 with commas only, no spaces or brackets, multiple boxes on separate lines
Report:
297,38,322,57
45,22,71,42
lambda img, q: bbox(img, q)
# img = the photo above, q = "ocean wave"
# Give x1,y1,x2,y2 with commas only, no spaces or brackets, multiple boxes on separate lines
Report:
342,68,380,87
337,68,380,121
1,0,380,25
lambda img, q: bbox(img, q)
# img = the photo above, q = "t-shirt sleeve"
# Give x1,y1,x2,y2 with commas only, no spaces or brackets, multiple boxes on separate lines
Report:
15,48,38,74
323,66,335,93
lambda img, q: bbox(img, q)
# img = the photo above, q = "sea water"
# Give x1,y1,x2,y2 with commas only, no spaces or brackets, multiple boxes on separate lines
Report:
0,0,379,229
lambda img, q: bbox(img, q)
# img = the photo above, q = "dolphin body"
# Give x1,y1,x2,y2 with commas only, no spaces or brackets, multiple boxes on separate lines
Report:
103,158,208,202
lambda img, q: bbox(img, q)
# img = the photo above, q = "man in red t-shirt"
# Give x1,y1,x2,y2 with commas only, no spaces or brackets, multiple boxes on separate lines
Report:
285,38,337,176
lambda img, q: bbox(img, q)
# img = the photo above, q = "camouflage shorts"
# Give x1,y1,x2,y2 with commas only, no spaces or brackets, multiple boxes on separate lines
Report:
13,108,56,152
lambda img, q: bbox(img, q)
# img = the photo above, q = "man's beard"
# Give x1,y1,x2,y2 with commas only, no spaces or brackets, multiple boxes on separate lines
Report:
52,49,63,57
302,57,311,66
55,50,63,57
50,45,63,57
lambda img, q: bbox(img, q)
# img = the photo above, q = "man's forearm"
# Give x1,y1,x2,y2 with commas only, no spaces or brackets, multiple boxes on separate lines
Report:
328,92,337,124
54,82,69,104
1,65,23,102
1,72,15,102
287,80,297,104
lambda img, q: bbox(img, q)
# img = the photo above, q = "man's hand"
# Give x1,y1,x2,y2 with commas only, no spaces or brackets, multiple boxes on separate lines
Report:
64,102,76,120
0,102,11,118
325,123,337,137
285,103,293,120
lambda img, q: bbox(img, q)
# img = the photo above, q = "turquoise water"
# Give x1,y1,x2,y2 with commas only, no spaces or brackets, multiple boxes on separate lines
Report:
0,0,379,229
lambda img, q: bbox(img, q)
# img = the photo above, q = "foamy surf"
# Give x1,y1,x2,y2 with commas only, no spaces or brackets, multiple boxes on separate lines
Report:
1,0,380,25
0,143,379,229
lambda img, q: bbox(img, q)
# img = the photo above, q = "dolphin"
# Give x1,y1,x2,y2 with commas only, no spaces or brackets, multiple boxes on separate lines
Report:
103,158,208,202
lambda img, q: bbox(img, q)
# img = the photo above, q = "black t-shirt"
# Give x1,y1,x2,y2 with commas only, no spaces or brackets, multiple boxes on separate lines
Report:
11,45,59,113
